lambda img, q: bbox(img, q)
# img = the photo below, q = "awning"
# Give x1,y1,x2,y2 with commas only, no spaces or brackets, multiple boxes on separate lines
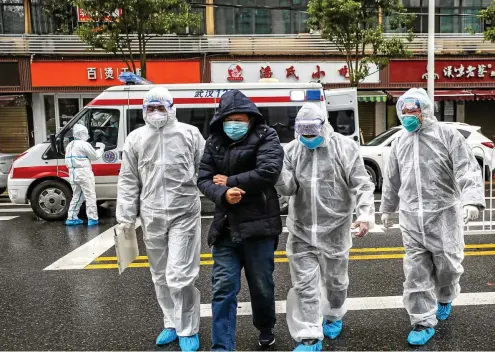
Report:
386,90,475,101
0,95,24,108
358,91,387,103
472,90,495,100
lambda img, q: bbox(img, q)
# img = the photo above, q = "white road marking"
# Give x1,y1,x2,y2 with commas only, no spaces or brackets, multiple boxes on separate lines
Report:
0,208,32,213
0,216,18,221
44,220,142,270
199,291,495,317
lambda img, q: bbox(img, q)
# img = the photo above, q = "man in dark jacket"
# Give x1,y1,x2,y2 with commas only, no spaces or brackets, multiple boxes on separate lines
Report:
197,90,284,351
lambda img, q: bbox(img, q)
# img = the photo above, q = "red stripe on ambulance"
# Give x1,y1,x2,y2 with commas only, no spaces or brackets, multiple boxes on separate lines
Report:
88,96,293,106
12,163,121,179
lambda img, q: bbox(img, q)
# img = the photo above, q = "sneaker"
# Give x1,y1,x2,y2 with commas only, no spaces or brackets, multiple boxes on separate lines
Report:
259,329,275,347
156,328,177,346
294,339,323,351
436,302,452,321
407,325,435,346
323,320,343,339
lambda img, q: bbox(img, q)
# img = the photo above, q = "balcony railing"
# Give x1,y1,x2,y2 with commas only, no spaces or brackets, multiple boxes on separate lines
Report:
0,33,494,55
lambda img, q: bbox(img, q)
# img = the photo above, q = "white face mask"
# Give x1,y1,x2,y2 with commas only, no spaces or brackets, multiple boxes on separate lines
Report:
147,111,168,129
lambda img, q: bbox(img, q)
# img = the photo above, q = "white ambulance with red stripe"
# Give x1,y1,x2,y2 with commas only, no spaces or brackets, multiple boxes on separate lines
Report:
8,82,358,221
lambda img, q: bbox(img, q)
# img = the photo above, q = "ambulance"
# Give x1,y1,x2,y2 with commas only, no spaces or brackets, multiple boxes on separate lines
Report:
8,81,359,221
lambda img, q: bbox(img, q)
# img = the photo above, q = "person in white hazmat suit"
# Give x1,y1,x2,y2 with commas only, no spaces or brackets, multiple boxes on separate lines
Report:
380,88,485,346
116,87,205,351
276,103,375,352
65,123,104,226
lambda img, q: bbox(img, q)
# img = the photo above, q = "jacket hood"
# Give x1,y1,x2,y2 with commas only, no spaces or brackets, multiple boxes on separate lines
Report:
396,88,437,129
294,103,334,147
210,90,264,134
73,123,90,141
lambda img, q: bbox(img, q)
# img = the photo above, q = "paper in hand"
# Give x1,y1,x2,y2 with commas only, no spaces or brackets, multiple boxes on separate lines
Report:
114,225,139,275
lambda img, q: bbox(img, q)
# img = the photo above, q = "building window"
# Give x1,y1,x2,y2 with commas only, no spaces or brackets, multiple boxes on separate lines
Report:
214,0,309,35
386,0,492,33
0,0,25,34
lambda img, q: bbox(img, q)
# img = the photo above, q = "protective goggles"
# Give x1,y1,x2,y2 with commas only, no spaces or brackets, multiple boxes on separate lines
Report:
145,100,174,113
295,119,324,136
400,97,421,114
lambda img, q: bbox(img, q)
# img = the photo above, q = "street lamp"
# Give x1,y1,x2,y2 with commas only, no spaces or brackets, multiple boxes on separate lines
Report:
427,0,435,102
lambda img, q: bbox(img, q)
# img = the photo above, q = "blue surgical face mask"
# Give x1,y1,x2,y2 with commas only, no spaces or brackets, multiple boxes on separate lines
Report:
401,115,421,133
223,121,249,141
299,135,324,149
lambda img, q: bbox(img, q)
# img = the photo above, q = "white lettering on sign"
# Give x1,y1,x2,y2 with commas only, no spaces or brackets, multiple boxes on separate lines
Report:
87,68,97,80
438,63,495,80
104,67,114,80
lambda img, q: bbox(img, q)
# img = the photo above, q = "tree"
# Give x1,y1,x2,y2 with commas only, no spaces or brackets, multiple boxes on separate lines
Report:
41,0,75,34
479,2,495,42
307,0,414,87
73,0,201,78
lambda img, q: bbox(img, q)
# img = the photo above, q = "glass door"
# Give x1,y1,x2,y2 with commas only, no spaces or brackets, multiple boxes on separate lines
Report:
57,97,80,129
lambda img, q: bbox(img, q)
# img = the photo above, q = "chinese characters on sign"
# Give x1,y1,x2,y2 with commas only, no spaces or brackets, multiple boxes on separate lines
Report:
312,65,326,80
429,63,495,80
338,65,349,78
194,89,230,98
286,66,299,80
86,67,141,81
260,66,273,79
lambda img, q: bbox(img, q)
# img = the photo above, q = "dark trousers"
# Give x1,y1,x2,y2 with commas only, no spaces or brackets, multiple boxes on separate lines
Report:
211,235,277,351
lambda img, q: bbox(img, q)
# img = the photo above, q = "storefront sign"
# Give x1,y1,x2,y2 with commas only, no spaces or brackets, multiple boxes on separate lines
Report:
31,61,201,87
77,8,122,22
211,61,380,84
390,60,495,85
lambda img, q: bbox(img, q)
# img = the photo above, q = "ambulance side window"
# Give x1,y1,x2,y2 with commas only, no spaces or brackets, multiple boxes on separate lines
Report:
328,110,356,136
258,106,299,144
127,109,145,134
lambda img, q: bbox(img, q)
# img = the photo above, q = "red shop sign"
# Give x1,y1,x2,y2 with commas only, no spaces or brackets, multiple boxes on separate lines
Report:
390,60,495,85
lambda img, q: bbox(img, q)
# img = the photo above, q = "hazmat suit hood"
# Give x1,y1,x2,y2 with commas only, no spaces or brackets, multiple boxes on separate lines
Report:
396,88,437,130
294,103,334,147
73,123,90,141
142,86,177,129
210,89,264,135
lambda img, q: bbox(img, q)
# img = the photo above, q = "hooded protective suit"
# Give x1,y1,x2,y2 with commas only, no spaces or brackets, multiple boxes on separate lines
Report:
380,88,485,328
276,103,375,342
65,123,104,222
116,86,206,337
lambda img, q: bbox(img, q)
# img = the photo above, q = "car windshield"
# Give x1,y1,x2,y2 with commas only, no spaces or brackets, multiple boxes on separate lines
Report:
365,128,400,146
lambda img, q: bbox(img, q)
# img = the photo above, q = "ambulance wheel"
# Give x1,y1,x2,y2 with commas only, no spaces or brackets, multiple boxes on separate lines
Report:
30,180,72,221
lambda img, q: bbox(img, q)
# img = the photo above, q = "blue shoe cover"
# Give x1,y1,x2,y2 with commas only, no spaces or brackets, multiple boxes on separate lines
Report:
179,334,200,352
323,319,343,339
88,219,99,226
156,328,177,346
65,219,83,226
407,327,435,346
436,302,452,321
294,340,323,351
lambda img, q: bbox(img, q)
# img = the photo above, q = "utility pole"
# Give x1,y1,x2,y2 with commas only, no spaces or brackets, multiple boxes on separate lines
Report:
427,0,435,102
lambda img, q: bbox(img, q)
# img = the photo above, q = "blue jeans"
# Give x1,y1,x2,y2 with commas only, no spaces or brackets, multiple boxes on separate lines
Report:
211,235,277,351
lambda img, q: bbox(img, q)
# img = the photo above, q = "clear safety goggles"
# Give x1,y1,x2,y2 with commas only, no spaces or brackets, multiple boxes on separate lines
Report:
400,97,421,114
295,119,324,136
145,100,174,113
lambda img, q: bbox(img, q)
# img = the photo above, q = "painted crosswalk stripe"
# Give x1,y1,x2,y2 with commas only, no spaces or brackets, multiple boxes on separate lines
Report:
0,216,18,221
198,291,495,317
43,220,142,270
0,208,32,213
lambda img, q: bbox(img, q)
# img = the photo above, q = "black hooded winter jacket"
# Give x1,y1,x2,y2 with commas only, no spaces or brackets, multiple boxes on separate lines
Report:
197,90,284,246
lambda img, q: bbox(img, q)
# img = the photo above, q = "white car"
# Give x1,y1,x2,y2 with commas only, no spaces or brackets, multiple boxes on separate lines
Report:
0,153,17,195
361,122,494,189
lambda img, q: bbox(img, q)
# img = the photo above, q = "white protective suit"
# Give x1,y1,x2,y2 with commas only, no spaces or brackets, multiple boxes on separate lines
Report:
380,88,485,328
65,124,103,221
276,103,375,342
116,87,206,337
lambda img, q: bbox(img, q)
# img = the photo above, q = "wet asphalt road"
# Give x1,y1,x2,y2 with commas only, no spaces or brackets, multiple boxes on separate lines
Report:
1,194,495,351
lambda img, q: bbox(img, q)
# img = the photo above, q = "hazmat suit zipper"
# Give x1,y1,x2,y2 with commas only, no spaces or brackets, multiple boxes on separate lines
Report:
311,149,318,246
413,132,425,236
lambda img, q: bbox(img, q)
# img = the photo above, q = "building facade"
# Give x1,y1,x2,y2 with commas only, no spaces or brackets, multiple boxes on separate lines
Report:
1,0,495,151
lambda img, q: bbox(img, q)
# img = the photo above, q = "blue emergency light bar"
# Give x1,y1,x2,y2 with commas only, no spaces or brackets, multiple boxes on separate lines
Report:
118,72,153,85
306,89,322,101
